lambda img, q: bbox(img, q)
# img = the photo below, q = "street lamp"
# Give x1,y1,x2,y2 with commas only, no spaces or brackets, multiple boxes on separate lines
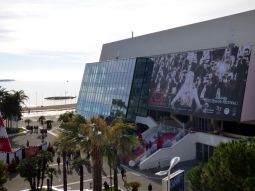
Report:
155,156,180,191
65,80,69,104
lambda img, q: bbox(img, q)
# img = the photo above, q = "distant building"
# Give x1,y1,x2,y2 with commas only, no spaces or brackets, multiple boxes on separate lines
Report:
77,10,255,169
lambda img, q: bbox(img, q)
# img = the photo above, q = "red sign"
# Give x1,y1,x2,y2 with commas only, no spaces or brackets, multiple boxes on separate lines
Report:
0,118,4,126
25,147,39,157
0,138,12,152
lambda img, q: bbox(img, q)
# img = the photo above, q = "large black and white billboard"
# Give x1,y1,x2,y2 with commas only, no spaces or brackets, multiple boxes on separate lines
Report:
148,45,252,120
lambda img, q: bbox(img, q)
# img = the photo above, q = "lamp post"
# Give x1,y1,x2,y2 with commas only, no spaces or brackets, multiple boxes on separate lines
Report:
65,80,69,104
155,156,180,191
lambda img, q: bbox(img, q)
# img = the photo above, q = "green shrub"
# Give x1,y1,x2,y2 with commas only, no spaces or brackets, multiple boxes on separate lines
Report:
128,181,141,191
6,128,24,134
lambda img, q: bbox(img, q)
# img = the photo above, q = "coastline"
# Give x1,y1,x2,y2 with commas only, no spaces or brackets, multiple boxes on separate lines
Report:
22,103,76,113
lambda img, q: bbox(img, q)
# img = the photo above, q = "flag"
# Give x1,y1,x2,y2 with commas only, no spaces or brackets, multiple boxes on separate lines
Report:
0,114,12,152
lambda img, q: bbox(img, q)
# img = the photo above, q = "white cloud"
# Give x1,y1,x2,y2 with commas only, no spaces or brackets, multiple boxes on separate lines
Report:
1,0,255,54
0,0,255,80
0,68,84,82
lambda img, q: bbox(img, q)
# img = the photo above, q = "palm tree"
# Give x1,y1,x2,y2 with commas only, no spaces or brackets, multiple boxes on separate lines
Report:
38,116,46,126
59,116,108,191
0,86,7,108
13,90,28,105
24,119,31,127
46,167,56,190
58,111,74,124
107,119,138,190
0,90,28,128
55,114,86,191
54,139,68,191
56,115,137,191
46,120,53,129
72,157,91,191
79,117,109,191
12,90,28,123
104,144,115,188
38,151,54,189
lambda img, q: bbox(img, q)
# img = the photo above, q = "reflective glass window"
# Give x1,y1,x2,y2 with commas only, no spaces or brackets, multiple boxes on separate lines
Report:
77,58,136,119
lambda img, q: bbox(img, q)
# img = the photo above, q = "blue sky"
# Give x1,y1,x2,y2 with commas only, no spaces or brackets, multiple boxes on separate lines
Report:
0,0,255,81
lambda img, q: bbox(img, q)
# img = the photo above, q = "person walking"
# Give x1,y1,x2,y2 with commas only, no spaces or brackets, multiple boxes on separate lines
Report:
103,181,109,190
66,158,69,172
121,169,126,180
57,155,61,169
148,183,152,191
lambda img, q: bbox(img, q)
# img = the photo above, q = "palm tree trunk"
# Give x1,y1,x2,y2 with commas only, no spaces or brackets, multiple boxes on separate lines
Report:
113,150,118,190
80,164,83,191
92,148,102,191
50,174,53,189
63,151,68,191
10,115,13,128
36,169,41,189
40,159,46,189
28,178,33,191
113,166,118,191
33,177,36,191
110,165,112,188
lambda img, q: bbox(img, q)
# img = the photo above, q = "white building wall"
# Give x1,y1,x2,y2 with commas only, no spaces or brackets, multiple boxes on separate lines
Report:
100,10,255,61
15,149,23,161
139,133,196,170
139,132,233,170
135,116,158,129
0,152,6,163
8,152,15,164
241,46,255,121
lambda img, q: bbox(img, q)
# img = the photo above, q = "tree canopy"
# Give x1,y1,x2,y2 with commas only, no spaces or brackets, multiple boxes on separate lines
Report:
17,151,53,191
55,112,138,191
0,87,28,127
38,116,46,126
187,138,255,191
58,111,75,123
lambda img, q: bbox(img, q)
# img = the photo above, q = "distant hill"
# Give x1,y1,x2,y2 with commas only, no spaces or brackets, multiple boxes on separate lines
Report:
0,79,15,82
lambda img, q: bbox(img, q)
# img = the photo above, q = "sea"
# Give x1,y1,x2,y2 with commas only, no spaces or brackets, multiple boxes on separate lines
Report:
0,80,81,107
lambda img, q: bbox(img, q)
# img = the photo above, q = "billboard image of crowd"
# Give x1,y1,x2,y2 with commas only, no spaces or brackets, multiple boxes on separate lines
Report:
148,45,252,120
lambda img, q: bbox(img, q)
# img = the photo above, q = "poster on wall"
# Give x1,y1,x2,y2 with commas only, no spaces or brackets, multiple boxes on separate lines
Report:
148,45,252,120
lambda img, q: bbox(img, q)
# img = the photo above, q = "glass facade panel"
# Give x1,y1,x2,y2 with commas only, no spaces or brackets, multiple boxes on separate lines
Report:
126,58,154,121
196,143,215,162
77,58,136,119
196,143,203,161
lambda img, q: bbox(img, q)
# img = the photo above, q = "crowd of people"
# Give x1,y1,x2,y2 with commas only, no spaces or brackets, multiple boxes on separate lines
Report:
149,45,252,116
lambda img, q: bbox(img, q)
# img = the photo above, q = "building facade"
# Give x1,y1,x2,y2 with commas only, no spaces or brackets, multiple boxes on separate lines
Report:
76,10,255,166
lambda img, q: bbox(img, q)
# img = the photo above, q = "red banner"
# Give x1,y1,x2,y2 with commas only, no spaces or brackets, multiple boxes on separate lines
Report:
0,118,4,126
0,138,12,152
25,147,39,157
